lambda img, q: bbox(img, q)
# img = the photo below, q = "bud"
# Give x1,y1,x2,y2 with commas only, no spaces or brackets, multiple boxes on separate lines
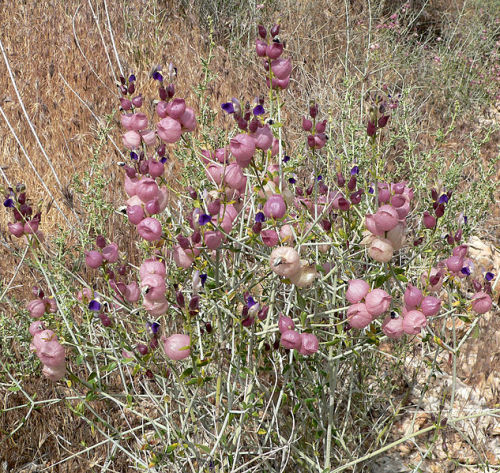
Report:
176,291,185,307
337,173,345,187
423,211,436,229
347,176,357,191
378,115,389,128
132,95,143,108
367,121,377,137
302,117,313,131
258,25,267,39
270,23,280,37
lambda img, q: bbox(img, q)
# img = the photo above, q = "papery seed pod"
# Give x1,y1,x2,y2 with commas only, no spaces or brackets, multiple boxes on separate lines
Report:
258,24,267,39
270,247,300,278
270,23,280,37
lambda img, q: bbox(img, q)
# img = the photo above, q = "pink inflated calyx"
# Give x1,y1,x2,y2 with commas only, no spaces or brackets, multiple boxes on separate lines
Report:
368,237,394,263
402,310,427,335
102,243,119,263
278,314,295,333
27,299,46,319
137,217,162,241
263,194,286,219
446,255,464,273
382,315,404,339
204,230,222,250
230,134,256,168
269,247,301,278
166,98,186,119
223,163,246,190
157,116,182,143
280,329,302,350
140,258,166,279
271,58,292,80
122,130,141,149
471,291,492,314
179,107,197,132
127,205,145,225
261,229,279,247
162,334,191,360
251,124,273,151
173,245,194,268
136,178,160,203
141,273,166,301
266,42,283,59
373,205,399,232
298,333,319,355
403,284,423,309
420,296,441,317
8,222,24,237
347,303,373,329
85,250,103,269
365,288,392,317
256,39,267,57
346,279,370,304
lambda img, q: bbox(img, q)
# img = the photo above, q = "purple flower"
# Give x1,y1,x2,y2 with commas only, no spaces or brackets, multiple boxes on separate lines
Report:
463,216,468,224
485,272,494,281
200,274,207,286
160,157,168,164
198,214,212,226
368,186,374,194
351,166,359,175
128,74,136,82
221,102,235,114
255,212,266,223
152,71,163,81
438,194,449,204
130,151,138,160
3,198,14,208
247,296,257,308
89,300,101,311
283,155,290,163
253,105,265,116
460,266,471,276
288,177,296,184
147,321,160,335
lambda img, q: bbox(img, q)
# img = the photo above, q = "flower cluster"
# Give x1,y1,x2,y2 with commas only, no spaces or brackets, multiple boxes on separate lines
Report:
256,24,292,90
4,185,43,241
278,314,319,355
29,323,66,381
363,181,414,262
